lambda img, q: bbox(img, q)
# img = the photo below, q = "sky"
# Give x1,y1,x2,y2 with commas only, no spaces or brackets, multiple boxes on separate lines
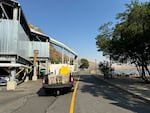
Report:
17,0,149,62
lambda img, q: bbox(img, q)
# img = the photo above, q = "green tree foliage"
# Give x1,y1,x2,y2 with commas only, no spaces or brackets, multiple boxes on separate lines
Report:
79,58,89,69
98,61,114,79
96,22,113,57
96,0,150,82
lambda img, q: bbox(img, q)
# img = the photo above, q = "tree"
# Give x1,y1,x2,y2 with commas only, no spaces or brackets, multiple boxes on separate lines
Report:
96,0,150,82
79,58,89,69
96,22,113,56
98,61,114,79
113,1,150,82
96,22,113,68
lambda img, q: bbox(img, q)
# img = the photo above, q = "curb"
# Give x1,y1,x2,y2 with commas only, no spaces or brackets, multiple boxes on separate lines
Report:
93,75,150,104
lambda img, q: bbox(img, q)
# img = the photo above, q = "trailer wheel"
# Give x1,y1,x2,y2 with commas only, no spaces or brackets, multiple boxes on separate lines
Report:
56,90,60,96
44,89,49,95
70,87,74,92
53,90,60,96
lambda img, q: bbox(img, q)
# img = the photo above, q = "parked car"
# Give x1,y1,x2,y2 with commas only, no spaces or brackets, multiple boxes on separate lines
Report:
0,77,8,86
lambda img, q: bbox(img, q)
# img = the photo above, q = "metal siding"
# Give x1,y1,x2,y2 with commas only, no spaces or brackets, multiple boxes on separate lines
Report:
30,41,49,58
0,19,30,60
17,21,30,60
0,19,17,54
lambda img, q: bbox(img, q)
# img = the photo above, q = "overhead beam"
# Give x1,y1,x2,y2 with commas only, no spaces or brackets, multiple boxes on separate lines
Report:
0,3,9,19
50,37,78,57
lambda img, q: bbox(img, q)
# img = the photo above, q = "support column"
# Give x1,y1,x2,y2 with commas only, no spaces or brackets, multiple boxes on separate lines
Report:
32,50,39,81
25,69,29,82
13,8,18,20
62,48,64,64
18,6,21,22
33,66,37,81
10,68,16,81
7,61,17,90
74,56,78,72
46,59,48,74
68,52,71,65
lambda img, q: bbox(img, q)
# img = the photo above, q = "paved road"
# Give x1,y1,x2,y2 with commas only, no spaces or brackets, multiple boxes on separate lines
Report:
1,75,150,113
74,75,150,113
12,88,72,113
10,90,72,113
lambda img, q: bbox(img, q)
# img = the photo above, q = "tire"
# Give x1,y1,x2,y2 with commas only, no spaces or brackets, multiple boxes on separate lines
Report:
44,89,49,94
54,90,60,96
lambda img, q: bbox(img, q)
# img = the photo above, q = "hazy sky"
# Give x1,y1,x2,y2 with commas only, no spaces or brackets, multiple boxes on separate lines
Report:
17,0,149,62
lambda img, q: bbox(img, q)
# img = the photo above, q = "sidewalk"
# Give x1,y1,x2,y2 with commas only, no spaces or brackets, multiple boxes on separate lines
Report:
0,79,42,113
94,75,150,102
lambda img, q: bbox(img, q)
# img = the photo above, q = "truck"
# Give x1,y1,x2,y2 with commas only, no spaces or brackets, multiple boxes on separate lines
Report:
42,65,74,95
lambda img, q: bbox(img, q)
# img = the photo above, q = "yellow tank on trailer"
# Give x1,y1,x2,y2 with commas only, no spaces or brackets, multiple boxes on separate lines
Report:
59,66,70,75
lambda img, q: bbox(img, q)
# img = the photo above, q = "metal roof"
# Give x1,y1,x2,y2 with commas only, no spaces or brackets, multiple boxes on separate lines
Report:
0,0,19,7
30,29,78,57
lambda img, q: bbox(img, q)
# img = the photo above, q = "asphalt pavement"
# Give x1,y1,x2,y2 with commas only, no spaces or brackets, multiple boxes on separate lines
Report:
1,73,150,113
94,74,150,102
0,79,43,113
0,78,74,113
75,75,150,113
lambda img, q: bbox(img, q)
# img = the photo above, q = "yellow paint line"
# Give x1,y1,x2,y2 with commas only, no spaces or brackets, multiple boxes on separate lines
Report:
69,77,80,113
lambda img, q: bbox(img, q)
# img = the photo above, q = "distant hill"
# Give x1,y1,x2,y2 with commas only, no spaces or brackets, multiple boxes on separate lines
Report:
49,43,62,63
89,61,96,68
28,23,43,33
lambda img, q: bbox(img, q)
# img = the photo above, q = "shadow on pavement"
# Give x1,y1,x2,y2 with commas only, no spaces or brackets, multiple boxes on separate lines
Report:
79,75,150,113
37,88,49,96
37,88,72,97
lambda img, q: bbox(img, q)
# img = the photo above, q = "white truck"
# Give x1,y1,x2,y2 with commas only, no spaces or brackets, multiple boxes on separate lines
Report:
42,66,74,95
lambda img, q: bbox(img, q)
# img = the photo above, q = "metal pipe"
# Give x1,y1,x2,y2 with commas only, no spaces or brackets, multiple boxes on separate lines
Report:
0,63,30,68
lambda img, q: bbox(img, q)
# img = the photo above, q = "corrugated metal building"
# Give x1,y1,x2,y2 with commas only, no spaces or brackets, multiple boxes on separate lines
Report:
0,0,51,81
0,0,78,87
29,31,50,76
0,0,31,65
0,20,30,61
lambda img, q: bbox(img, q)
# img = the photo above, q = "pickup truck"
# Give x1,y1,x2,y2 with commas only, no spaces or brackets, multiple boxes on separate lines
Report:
42,66,74,95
